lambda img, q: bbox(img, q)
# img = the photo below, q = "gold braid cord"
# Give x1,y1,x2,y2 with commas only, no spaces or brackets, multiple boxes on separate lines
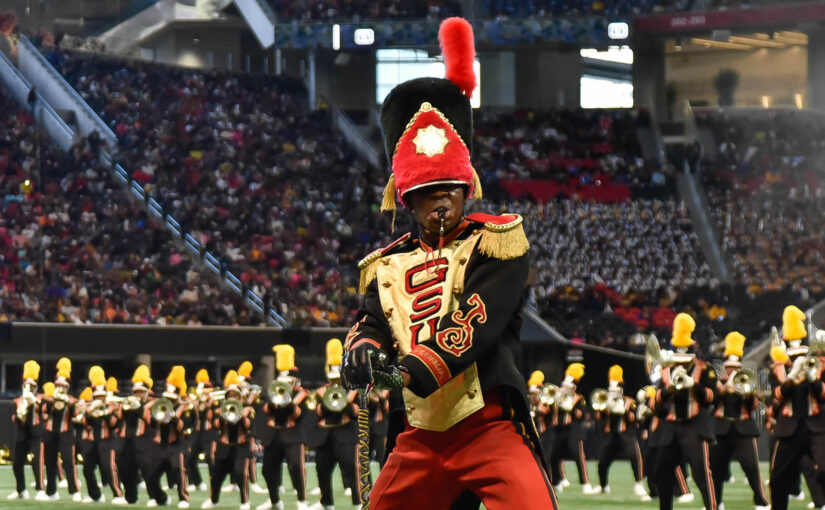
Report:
358,400,372,508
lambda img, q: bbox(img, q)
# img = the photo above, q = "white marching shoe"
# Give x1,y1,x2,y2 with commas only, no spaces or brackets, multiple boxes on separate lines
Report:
754,505,770,510
310,487,322,496
553,483,563,493
178,501,190,509
72,492,83,502
307,504,334,510
279,486,285,494
8,490,30,500
296,501,309,510
34,490,49,501
582,483,600,495
200,501,216,509
791,492,805,500
198,483,208,492
58,480,69,489
112,496,128,505
677,493,695,503
240,503,251,510
718,503,725,510
344,488,352,497
561,478,571,487
222,484,236,493
188,485,197,493
634,482,648,497
251,483,268,494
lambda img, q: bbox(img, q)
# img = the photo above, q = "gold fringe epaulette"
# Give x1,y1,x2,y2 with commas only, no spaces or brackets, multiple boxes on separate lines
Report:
358,249,383,295
357,233,413,294
477,214,529,260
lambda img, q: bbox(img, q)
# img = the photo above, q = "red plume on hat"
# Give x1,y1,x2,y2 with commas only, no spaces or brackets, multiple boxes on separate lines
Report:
379,17,481,215
440,17,477,99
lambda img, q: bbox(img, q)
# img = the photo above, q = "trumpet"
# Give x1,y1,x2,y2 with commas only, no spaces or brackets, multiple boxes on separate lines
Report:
87,399,110,419
53,386,70,411
645,335,673,385
635,387,653,421
788,354,821,384
152,398,176,424
108,395,142,411
268,378,295,408
322,384,348,413
591,388,608,412
669,366,693,391
221,398,245,424
16,385,38,421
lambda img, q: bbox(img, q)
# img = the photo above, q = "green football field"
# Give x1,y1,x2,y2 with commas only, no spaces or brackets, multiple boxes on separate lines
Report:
0,460,813,509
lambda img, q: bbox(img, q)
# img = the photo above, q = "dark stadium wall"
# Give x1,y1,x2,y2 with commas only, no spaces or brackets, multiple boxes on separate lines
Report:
478,51,516,107
142,25,243,70
633,38,667,118
514,49,581,109
808,27,825,110
313,50,376,111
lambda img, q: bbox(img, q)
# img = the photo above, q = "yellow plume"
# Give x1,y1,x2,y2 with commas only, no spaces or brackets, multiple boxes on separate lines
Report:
166,366,186,396
565,363,585,381
79,387,93,401
88,366,106,387
56,357,72,377
42,382,55,398
274,344,296,372
196,369,210,384
106,377,118,393
326,338,343,367
724,332,746,358
671,313,695,348
131,365,152,389
527,370,545,387
783,305,807,341
238,361,253,378
608,365,623,383
224,369,240,388
22,360,40,381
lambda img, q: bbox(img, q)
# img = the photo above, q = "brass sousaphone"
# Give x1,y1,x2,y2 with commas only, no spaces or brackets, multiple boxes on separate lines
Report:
152,398,175,424
221,398,244,424
322,384,347,413
268,378,295,408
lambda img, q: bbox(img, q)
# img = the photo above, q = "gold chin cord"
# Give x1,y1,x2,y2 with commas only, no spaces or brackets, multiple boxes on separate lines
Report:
358,388,372,509
438,211,445,259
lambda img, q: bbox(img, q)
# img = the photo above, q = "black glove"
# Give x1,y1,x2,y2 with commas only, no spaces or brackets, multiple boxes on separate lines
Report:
341,343,386,390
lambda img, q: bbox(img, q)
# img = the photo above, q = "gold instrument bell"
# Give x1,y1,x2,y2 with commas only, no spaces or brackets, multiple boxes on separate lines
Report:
268,379,295,408
539,384,559,407
730,369,756,396
322,384,347,413
221,399,244,424
590,388,608,412
152,398,175,424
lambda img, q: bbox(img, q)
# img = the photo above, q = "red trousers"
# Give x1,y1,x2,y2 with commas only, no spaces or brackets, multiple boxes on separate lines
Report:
369,393,558,510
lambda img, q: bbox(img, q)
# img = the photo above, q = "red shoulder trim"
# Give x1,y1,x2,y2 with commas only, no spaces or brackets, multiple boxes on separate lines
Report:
466,212,520,225
380,232,412,255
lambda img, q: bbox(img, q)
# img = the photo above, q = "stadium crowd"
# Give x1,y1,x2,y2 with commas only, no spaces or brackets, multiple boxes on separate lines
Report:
0,89,257,325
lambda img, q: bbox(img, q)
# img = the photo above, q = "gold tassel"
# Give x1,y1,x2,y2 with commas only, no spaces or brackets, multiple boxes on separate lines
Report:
358,259,380,295
381,175,397,212
477,222,529,260
471,168,483,200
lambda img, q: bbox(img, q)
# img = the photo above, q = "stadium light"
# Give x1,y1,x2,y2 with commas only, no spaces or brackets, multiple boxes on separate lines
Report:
332,24,341,51
354,28,375,46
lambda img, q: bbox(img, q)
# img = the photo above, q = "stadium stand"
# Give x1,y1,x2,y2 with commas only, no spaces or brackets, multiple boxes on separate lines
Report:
0,88,257,325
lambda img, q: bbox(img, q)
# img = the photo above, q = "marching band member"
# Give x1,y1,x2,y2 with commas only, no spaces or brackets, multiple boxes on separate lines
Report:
105,376,128,504
9,360,45,501
259,345,309,510
187,369,214,493
769,306,825,510
239,360,267,496
84,367,126,503
142,365,191,508
201,370,255,510
117,364,155,504
42,357,81,502
593,365,648,500
73,386,99,503
527,371,552,462
710,332,769,510
548,363,596,494
340,16,556,510
314,338,360,510
653,313,718,510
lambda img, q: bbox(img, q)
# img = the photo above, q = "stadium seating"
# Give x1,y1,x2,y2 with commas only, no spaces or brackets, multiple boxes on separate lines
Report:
0,88,257,325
